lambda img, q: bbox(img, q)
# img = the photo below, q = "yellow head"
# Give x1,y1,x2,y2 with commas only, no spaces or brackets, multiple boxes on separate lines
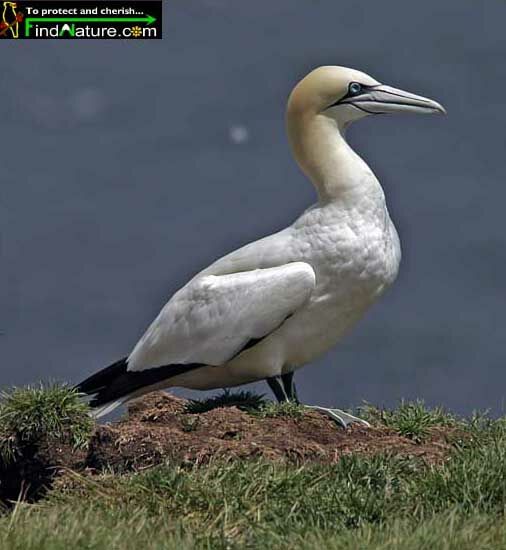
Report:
287,65,445,130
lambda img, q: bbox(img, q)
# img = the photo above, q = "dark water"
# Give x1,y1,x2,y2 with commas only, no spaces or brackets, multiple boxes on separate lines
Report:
1,1,505,416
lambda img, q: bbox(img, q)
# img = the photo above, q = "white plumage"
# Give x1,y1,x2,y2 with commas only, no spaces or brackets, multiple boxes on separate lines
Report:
129,262,316,370
78,65,444,422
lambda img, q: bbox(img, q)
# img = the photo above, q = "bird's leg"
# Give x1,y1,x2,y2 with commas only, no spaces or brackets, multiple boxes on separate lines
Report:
266,376,289,403
279,372,370,429
281,372,299,403
267,373,299,403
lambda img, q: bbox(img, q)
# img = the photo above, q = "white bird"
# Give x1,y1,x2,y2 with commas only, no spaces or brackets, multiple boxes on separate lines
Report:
77,66,445,425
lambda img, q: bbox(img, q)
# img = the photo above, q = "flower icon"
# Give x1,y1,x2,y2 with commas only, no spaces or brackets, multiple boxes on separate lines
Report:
131,26,142,38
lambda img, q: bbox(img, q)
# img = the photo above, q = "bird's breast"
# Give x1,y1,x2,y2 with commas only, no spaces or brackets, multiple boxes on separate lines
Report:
296,199,401,313
274,202,400,368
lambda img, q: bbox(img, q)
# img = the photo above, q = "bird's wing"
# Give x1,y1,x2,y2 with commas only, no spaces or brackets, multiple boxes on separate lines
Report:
198,227,294,277
127,261,315,371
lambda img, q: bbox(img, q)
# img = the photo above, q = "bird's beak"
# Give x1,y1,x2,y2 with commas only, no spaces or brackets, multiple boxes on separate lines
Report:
342,84,446,116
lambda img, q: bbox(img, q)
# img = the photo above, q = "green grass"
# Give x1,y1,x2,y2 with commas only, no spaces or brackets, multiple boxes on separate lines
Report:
186,389,306,419
3,434,506,549
253,400,306,419
185,390,267,414
187,392,463,435
4,503,506,550
357,399,464,441
2,386,506,548
0,383,93,464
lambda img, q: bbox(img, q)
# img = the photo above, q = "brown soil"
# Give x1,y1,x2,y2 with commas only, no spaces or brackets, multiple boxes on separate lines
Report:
0,392,459,503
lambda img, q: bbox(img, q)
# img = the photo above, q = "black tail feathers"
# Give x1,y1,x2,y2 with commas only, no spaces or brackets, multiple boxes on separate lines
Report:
76,357,128,396
75,357,129,408
76,358,204,411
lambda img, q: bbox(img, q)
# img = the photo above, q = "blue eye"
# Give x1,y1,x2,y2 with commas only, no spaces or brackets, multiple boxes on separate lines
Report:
349,82,362,95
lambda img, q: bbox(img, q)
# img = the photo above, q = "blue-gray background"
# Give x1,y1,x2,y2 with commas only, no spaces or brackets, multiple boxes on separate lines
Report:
1,1,504,416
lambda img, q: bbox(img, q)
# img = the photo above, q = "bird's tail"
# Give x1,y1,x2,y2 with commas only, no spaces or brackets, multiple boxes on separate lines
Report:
75,357,204,419
75,357,131,418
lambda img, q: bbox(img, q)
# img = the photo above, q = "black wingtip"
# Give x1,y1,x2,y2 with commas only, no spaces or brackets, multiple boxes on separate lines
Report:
75,357,128,396
76,359,206,409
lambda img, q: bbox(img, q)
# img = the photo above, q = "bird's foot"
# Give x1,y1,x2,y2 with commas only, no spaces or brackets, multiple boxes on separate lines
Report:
305,405,371,429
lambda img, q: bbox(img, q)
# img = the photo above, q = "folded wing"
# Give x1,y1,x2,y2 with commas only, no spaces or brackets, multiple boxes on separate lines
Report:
127,261,316,371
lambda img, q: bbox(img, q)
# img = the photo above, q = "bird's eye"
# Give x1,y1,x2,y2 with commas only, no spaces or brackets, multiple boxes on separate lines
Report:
349,82,362,95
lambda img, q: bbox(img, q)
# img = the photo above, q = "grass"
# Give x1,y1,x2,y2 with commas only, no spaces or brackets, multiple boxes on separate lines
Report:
186,389,306,419
358,399,460,442
253,400,306,419
3,439,506,549
0,383,93,464
4,503,506,550
2,385,506,548
186,391,461,431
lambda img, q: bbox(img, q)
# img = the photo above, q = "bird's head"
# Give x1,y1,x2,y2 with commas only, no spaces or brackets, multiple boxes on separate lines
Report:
287,66,446,130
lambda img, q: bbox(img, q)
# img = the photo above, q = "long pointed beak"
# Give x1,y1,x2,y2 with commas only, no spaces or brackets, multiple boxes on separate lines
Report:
343,84,446,116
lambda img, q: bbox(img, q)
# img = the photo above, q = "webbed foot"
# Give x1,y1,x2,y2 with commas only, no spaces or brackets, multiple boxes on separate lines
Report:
305,405,371,429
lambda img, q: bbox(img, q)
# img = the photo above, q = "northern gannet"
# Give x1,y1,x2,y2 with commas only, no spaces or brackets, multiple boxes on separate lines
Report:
77,66,445,425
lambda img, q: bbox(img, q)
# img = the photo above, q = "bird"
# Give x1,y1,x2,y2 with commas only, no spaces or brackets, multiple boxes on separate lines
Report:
77,66,445,425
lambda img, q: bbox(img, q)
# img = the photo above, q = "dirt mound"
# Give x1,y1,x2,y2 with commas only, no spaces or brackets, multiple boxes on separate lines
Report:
0,392,457,503
90,392,455,469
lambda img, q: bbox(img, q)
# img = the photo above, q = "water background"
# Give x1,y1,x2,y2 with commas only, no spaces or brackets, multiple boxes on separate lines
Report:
1,1,505,416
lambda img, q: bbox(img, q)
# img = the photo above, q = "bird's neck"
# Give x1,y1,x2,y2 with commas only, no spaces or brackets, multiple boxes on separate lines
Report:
288,113,381,203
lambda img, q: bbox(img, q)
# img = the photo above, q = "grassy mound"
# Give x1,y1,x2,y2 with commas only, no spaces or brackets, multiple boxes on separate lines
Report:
3,434,506,549
0,384,93,465
0,384,505,548
0,384,93,502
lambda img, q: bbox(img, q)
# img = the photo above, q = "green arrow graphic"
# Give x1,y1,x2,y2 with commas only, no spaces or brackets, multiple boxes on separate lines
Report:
25,14,156,36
